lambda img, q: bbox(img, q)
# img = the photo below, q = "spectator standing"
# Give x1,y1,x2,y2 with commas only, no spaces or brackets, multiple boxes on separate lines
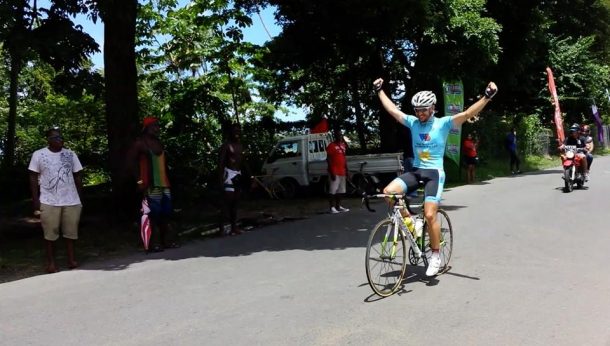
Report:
462,132,479,183
28,128,83,273
326,127,349,214
506,128,521,174
219,123,245,235
130,117,178,252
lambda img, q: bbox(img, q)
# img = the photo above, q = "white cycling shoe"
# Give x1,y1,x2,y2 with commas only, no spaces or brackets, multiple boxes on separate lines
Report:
426,253,441,277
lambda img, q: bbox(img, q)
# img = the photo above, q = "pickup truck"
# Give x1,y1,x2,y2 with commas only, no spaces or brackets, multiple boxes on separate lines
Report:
260,132,403,197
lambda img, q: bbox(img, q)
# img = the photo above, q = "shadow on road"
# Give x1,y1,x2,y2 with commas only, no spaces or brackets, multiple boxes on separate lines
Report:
360,265,480,302
1,195,470,283
517,169,563,176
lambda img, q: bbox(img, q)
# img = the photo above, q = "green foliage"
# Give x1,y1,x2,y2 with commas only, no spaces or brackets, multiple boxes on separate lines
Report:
3,0,610,207
135,0,281,202
461,111,509,159
0,0,100,168
82,167,110,186
518,114,549,156
253,0,501,152
546,36,610,125
0,59,106,169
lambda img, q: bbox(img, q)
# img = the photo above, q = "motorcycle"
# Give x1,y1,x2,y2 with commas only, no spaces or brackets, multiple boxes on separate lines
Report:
561,145,586,192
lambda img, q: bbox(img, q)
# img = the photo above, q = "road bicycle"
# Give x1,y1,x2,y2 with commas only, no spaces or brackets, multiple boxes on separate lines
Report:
250,168,296,199
348,161,382,196
251,175,288,199
363,193,453,297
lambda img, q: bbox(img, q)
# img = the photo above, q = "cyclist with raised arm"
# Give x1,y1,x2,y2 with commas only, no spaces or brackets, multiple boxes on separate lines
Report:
373,78,498,276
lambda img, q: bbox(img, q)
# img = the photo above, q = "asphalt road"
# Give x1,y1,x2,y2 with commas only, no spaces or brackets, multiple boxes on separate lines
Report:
2,157,610,345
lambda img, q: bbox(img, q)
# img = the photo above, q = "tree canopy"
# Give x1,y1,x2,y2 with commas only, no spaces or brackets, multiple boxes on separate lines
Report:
2,0,610,206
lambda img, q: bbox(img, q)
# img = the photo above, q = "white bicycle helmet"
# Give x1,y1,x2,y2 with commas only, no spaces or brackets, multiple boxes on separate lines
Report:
411,91,437,107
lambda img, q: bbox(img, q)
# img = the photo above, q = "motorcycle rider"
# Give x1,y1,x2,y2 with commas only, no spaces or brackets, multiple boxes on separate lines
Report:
560,123,589,181
580,124,594,172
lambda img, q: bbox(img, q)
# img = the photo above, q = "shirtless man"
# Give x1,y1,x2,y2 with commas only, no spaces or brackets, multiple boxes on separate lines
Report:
219,123,245,235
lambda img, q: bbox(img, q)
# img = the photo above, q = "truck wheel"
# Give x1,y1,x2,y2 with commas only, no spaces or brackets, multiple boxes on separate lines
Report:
279,179,298,199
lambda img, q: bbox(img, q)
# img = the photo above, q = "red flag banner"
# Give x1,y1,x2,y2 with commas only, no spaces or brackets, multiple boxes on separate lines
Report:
546,67,565,143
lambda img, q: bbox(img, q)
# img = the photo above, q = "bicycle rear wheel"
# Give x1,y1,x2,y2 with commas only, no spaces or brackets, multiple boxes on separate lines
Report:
423,209,453,274
269,180,286,199
365,218,407,297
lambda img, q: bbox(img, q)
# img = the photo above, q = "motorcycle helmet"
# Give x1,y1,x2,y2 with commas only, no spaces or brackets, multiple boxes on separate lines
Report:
569,124,580,133
411,91,437,107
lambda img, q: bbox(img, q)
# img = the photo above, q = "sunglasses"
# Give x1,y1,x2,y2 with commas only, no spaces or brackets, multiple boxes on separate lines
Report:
47,135,63,141
413,107,430,113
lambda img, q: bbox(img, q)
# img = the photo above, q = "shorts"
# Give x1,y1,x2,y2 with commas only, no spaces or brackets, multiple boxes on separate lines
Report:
393,168,445,204
328,175,347,194
464,156,479,165
223,168,242,192
147,187,172,219
40,203,82,241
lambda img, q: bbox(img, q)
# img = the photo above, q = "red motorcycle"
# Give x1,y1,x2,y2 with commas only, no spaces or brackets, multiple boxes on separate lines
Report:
561,145,586,192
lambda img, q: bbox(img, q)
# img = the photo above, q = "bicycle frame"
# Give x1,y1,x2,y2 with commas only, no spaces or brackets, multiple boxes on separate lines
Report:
364,192,454,296
393,207,423,259
378,203,423,260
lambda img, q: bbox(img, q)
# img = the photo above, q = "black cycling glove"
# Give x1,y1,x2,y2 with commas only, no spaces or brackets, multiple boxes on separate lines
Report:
484,86,497,99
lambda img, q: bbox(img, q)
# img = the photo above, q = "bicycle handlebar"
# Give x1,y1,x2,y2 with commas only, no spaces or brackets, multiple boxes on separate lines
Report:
361,193,405,213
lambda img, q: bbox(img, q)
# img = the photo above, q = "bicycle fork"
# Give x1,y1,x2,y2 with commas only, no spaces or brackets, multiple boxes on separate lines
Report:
380,221,399,259
379,214,423,260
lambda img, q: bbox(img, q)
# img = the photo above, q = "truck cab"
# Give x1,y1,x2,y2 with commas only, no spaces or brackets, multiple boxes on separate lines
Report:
262,132,332,188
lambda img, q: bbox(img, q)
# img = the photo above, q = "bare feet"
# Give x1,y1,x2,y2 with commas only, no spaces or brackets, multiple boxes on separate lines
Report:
46,264,58,273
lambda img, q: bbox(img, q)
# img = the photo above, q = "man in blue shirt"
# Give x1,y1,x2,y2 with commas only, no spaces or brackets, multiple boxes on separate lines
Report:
374,78,498,276
506,128,521,174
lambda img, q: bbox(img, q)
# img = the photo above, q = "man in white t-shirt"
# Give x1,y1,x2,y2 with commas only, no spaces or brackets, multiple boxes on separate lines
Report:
28,128,83,273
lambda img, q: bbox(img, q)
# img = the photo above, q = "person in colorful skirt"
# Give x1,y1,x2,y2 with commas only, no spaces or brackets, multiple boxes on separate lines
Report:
130,117,178,252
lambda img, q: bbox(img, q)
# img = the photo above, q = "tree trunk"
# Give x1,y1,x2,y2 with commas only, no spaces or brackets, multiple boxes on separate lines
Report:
3,53,21,169
102,0,139,218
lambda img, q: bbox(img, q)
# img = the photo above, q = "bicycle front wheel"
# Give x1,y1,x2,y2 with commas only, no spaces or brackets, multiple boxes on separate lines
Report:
423,209,454,274
365,218,407,297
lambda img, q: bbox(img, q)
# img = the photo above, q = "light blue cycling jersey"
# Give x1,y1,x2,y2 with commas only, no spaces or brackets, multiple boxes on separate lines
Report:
402,114,455,170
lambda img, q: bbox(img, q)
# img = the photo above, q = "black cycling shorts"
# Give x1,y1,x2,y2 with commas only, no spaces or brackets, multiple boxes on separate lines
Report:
394,168,446,203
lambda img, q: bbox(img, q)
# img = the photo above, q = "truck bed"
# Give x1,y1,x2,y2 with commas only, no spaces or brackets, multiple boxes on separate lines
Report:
308,152,403,177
